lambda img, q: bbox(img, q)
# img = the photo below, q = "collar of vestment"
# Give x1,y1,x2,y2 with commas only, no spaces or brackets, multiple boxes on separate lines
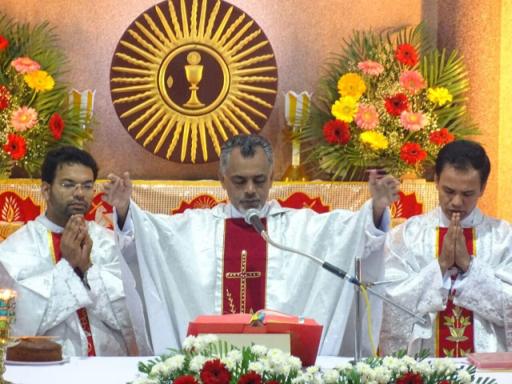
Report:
36,214,65,233
438,207,484,228
211,200,290,219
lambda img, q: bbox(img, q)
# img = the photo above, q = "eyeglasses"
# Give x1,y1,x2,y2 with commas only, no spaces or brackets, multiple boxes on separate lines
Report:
58,181,95,191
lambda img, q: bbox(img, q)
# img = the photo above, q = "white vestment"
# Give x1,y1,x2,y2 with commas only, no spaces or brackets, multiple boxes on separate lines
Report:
118,199,389,357
380,207,512,355
0,215,137,357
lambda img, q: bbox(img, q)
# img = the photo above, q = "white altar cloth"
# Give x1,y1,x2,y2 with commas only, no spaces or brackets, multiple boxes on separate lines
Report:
4,356,511,384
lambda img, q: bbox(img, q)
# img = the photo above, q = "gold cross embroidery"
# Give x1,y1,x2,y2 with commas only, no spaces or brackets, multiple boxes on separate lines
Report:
225,250,261,313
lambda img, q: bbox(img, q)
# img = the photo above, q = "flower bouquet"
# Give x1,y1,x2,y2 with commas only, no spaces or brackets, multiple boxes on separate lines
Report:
300,24,478,180
131,335,495,384
0,14,92,178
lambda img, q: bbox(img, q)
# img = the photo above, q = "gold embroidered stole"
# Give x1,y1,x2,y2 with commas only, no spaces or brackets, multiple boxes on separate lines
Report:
434,227,475,357
222,218,267,314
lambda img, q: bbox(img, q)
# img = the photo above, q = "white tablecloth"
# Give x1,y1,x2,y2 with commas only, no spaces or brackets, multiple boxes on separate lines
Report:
4,356,511,384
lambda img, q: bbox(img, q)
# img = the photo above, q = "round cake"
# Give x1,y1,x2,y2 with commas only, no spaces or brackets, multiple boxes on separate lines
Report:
6,337,62,362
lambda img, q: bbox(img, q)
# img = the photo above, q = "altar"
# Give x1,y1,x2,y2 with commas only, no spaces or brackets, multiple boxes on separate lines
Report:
4,356,510,384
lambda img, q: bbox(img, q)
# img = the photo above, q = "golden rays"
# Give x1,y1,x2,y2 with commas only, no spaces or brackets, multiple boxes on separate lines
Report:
111,0,278,163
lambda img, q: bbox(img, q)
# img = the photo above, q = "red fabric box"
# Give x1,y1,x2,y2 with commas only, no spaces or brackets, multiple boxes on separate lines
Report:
187,313,323,366
467,352,512,369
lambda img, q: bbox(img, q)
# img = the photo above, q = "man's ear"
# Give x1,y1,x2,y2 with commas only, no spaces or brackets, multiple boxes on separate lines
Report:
218,170,226,189
480,182,487,196
41,182,50,201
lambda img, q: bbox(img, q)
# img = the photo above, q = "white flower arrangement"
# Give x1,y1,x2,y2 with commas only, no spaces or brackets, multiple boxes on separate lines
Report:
132,334,495,384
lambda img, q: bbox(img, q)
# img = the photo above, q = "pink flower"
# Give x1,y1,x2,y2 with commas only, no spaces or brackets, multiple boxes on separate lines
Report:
11,57,41,74
400,110,426,132
355,104,379,130
399,70,426,94
357,60,384,76
11,106,38,132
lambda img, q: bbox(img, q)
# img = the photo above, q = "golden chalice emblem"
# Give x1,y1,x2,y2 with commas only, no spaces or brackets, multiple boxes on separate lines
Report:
184,51,205,108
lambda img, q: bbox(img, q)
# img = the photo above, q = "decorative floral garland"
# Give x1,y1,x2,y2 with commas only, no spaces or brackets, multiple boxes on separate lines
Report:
0,14,92,177
131,334,494,384
300,24,478,180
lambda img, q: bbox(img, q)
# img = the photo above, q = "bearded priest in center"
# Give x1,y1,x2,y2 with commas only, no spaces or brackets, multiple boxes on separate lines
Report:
380,140,512,356
105,134,400,356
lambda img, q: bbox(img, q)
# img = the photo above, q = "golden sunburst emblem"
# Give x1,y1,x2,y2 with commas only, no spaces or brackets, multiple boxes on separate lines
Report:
110,0,278,163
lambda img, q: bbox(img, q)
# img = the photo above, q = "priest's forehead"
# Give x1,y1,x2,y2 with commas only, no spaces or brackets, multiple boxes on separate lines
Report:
220,134,273,174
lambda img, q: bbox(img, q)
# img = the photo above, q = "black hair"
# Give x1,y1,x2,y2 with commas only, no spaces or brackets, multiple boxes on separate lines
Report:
41,146,98,183
435,140,490,186
219,134,273,173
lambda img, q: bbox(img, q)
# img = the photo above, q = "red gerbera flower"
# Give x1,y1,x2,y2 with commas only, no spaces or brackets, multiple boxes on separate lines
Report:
174,375,199,384
322,119,351,145
49,112,65,140
237,371,262,384
200,359,231,384
0,85,10,110
3,134,27,160
429,128,454,146
265,381,280,384
395,43,419,67
400,142,427,165
385,93,409,116
396,371,424,384
0,35,9,51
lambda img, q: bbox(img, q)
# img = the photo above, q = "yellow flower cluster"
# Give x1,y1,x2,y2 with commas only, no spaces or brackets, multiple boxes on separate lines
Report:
360,131,389,150
24,70,55,92
427,87,453,106
331,73,366,123
337,73,366,99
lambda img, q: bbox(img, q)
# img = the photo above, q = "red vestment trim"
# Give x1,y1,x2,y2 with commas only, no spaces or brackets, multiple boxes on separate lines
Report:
434,227,475,357
222,218,267,314
49,232,97,356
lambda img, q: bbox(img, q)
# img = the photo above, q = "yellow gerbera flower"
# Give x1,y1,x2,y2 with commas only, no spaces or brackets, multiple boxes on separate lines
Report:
331,96,358,123
337,73,366,100
427,87,453,106
360,131,389,150
24,70,55,92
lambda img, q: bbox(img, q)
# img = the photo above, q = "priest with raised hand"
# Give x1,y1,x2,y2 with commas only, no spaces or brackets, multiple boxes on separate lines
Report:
380,140,512,356
105,134,400,356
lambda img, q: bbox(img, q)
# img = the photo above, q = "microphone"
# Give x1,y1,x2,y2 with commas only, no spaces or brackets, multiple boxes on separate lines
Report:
242,209,427,325
244,208,266,235
244,208,360,286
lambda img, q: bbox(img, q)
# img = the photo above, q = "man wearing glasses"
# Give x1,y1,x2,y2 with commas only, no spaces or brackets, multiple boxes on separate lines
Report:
0,146,137,357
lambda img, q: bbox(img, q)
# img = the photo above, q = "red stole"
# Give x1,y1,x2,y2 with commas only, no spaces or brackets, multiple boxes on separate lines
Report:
49,232,97,356
434,227,475,357
222,218,267,314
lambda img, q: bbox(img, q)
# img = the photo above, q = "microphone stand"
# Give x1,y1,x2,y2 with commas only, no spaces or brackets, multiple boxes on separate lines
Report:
354,257,362,362
259,230,427,361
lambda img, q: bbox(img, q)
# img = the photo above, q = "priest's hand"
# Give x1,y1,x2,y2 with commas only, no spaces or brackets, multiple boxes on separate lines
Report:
454,226,471,273
103,172,132,228
79,232,93,273
368,170,400,227
439,213,459,274
61,215,92,273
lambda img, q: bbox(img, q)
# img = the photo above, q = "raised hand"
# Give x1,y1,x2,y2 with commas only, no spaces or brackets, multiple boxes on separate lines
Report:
103,172,132,226
368,170,400,227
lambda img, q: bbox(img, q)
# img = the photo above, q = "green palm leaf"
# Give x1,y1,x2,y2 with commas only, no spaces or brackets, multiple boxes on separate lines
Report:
0,13,93,177
299,23,479,180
